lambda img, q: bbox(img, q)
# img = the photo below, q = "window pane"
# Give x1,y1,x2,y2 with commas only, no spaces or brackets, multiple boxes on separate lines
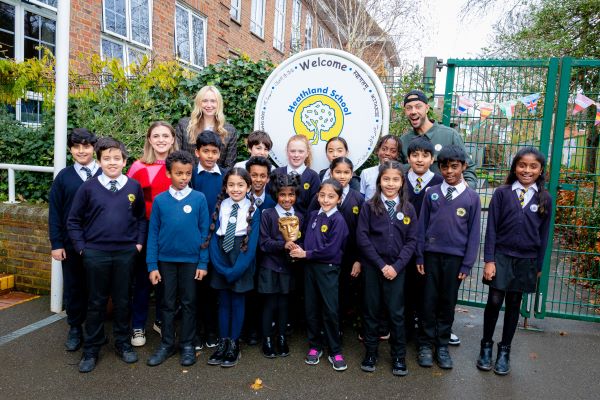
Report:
192,15,205,66
230,0,241,21
0,30,14,58
24,38,39,59
41,16,56,45
128,47,145,65
0,2,15,32
175,7,190,62
131,0,150,45
102,38,124,62
105,0,127,37
24,12,40,40
35,0,57,7
21,98,42,124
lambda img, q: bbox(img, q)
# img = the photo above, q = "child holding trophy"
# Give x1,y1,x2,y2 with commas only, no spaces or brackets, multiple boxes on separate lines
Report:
258,173,303,358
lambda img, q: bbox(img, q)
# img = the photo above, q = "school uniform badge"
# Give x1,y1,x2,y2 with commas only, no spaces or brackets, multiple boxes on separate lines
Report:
435,144,443,151
183,205,192,213
403,216,411,225
396,212,404,220
321,225,328,233
431,193,439,201
530,204,538,212
352,206,359,215
128,194,136,203
456,208,466,217
304,183,310,190
229,216,237,224
414,187,421,194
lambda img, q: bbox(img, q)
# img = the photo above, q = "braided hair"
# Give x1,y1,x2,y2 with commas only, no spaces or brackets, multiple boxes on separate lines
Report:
270,171,302,199
368,161,408,216
202,167,256,251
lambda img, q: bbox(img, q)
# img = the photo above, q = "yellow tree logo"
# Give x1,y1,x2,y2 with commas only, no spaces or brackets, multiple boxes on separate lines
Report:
294,95,344,144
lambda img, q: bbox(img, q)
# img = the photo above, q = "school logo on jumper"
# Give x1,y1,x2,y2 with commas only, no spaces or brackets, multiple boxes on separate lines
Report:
431,193,439,201
352,206,359,215
183,205,192,214
396,212,404,221
304,182,310,190
456,208,466,217
255,48,389,172
321,225,328,233
403,216,411,225
530,204,538,212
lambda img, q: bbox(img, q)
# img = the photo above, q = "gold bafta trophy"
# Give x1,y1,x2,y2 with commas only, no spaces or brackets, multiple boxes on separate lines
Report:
278,215,300,262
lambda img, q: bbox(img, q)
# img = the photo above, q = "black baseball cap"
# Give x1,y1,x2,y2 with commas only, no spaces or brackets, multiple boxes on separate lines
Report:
403,90,429,106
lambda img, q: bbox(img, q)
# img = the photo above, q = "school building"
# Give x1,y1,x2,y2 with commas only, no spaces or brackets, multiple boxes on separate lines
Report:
0,0,399,74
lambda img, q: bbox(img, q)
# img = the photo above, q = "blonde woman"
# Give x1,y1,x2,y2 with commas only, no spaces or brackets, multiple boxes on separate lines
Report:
175,86,239,169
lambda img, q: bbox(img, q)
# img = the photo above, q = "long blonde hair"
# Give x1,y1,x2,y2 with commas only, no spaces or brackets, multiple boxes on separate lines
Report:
140,121,178,164
186,86,228,145
287,135,313,168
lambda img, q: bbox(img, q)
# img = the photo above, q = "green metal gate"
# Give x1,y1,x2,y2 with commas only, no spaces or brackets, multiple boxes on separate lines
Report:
441,57,600,322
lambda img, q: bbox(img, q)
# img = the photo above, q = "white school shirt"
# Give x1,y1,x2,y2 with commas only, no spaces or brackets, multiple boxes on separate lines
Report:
275,204,295,217
98,173,127,191
359,165,379,200
197,163,222,174
287,164,307,175
512,181,538,207
216,197,252,236
441,180,466,200
74,161,99,182
407,169,434,190
169,185,192,200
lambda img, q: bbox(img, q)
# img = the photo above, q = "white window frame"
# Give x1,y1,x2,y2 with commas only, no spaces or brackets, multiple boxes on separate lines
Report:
272,0,286,52
174,3,207,69
250,0,266,38
290,0,301,53
230,0,241,23
100,35,148,68
28,0,57,12
16,91,44,128
102,0,152,50
304,13,313,50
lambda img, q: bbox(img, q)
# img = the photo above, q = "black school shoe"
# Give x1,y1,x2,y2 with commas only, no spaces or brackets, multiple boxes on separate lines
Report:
180,346,197,366
360,353,377,373
392,357,408,376
115,343,139,364
65,326,83,352
417,346,434,367
221,339,240,368
207,338,229,365
78,353,97,373
262,337,276,358
493,343,511,375
436,346,453,369
147,346,176,367
476,340,494,371
276,335,290,357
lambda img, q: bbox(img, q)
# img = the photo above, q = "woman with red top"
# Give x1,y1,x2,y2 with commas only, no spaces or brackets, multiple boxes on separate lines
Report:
127,121,178,346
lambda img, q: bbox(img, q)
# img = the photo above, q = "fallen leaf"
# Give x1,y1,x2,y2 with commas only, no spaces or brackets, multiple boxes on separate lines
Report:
250,378,263,391
182,370,188,373
559,331,568,336
432,371,443,377
529,352,538,360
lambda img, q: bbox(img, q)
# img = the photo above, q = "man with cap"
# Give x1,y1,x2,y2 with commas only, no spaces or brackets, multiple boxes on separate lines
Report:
399,90,477,189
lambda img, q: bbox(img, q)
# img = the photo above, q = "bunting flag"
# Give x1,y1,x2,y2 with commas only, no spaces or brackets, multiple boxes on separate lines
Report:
456,96,475,115
478,101,494,121
520,93,541,114
498,100,518,120
572,93,595,115
595,103,600,126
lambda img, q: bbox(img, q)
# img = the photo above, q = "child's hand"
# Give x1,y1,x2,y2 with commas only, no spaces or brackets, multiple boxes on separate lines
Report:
537,271,542,278
458,272,468,280
382,265,397,280
416,264,425,275
483,262,496,280
51,248,66,261
149,270,161,285
136,244,143,252
350,261,361,277
284,241,298,251
195,269,207,280
289,247,306,258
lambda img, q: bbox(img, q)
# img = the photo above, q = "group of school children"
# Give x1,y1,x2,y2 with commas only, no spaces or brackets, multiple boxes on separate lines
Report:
49,113,552,377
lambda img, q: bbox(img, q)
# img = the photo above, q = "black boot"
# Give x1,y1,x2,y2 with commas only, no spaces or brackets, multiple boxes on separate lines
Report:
221,339,240,367
262,337,276,358
476,340,494,371
494,343,511,375
207,338,229,366
276,335,289,357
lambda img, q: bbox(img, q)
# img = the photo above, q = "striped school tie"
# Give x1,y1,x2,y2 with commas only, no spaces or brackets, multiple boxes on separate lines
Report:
109,180,118,192
415,177,423,192
445,186,455,201
385,200,396,218
285,212,292,216
81,166,92,180
222,203,239,253
519,188,528,207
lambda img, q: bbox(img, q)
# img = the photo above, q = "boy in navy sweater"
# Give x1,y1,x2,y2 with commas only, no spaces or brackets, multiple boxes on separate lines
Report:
146,150,210,367
415,145,481,370
404,138,443,341
49,128,100,352
67,137,146,373
191,130,224,349
246,156,276,211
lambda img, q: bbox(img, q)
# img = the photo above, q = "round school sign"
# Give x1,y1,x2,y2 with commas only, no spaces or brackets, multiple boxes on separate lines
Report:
255,48,389,172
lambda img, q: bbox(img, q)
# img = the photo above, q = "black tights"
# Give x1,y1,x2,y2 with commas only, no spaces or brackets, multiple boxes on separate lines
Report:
483,287,523,345
262,294,289,337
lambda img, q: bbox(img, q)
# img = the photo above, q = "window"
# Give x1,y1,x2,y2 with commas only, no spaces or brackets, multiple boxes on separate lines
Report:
290,0,301,53
272,0,286,52
304,13,313,50
317,26,325,48
250,0,266,38
24,10,56,58
102,0,150,46
230,0,241,23
0,2,15,58
29,0,57,11
174,3,207,68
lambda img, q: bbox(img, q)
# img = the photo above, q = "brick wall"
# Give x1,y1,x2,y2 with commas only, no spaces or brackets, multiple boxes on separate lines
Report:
0,204,51,295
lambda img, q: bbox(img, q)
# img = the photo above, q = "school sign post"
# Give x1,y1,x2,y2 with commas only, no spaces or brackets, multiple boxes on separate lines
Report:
255,48,389,172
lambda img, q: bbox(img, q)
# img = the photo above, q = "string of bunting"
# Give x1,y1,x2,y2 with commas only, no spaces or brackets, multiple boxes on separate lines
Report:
456,92,600,125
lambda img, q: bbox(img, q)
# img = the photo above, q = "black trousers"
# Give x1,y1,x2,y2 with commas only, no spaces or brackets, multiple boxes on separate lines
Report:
159,261,197,349
363,263,406,358
304,262,341,355
82,248,136,355
404,256,425,336
62,248,87,328
196,266,218,339
418,252,463,349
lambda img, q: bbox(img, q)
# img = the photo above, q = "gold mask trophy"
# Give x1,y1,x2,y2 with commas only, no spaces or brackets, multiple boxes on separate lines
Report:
278,215,300,262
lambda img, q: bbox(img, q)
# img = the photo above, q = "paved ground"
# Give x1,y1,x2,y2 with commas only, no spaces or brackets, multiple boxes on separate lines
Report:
1,296,599,400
